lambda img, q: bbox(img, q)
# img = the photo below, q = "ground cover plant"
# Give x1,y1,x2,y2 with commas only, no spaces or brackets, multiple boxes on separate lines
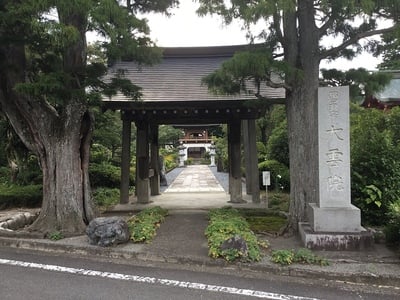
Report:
271,248,329,266
127,206,168,243
205,207,266,262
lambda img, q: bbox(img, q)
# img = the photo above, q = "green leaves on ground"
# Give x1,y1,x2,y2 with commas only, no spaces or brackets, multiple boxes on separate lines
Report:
205,207,264,262
127,206,168,243
271,248,329,266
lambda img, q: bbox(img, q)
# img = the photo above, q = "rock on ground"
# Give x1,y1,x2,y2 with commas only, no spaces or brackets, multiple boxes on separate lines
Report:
86,217,130,247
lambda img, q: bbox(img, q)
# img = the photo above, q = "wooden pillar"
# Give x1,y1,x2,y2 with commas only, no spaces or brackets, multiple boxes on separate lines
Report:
247,119,260,203
136,120,150,203
228,120,243,203
120,114,131,204
150,123,160,196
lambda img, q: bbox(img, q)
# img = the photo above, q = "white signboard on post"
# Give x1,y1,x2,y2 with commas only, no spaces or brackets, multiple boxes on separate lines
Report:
262,171,270,186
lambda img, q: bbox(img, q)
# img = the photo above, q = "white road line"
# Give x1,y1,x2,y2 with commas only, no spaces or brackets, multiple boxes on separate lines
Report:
0,258,320,300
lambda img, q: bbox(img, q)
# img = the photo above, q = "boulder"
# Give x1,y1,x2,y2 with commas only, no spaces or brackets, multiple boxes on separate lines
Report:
86,217,130,247
220,234,248,257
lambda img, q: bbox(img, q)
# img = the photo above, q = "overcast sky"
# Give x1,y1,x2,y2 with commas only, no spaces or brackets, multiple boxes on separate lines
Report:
142,2,382,71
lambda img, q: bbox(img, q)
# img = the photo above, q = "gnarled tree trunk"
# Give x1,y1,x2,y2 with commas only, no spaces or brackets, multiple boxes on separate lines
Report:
0,4,97,236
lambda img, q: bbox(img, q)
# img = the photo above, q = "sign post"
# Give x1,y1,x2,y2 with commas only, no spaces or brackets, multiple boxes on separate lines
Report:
262,171,271,208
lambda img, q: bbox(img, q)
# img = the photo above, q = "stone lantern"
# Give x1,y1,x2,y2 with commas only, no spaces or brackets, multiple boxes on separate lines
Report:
178,142,186,167
209,142,216,167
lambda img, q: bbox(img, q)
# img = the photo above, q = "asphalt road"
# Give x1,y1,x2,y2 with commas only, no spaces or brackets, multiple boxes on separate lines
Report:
0,247,398,300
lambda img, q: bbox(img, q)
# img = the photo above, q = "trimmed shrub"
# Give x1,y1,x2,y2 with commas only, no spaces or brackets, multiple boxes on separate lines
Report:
89,163,121,188
89,162,135,188
0,184,42,209
92,187,120,210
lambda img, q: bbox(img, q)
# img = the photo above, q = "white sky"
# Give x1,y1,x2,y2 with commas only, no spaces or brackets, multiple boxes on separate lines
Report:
142,2,382,71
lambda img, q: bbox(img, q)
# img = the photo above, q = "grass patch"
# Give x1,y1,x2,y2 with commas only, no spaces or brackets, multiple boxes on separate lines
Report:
205,207,267,262
127,206,168,243
235,208,287,235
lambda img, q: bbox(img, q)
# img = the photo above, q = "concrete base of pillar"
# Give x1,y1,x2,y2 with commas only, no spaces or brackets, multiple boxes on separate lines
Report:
299,222,373,250
136,179,150,204
308,203,363,232
229,178,245,203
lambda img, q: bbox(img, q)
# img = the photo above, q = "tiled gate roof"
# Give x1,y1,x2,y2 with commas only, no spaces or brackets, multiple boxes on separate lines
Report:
104,45,285,102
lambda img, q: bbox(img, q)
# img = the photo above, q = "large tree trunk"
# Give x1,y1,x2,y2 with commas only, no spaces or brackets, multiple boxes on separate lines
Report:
30,109,97,235
285,0,321,231
0,4,97,236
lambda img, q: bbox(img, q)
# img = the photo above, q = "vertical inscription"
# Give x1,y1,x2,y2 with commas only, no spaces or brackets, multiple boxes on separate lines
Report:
318,87,351,207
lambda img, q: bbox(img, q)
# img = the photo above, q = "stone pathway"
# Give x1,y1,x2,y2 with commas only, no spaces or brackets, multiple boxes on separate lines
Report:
164,165,224,193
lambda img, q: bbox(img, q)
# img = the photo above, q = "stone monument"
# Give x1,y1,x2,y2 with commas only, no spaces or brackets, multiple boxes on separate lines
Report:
299,86,373,250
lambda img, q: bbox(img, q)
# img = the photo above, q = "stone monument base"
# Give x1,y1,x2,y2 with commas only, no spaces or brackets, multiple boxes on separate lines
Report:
299,222,373,250
300,203,373,250
308,203,363,232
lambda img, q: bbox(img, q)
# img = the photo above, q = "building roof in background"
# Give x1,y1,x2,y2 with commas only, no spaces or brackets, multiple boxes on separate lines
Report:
104,45,285,102
375,72,400,102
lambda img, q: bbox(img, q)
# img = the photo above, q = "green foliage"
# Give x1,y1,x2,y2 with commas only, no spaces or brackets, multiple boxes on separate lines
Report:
0,184,42,209
258,160,290,191
89,162,121,188
268,193,290,212
271,248,329,266
320,68,392,102
351,108,400,225
89,162,135,188
48,231,64,241
205,207,262,262
160,151,178,172
384,202,400,245
158,125,183,147
266,120,289,167
92,187,120,210
127,206,168,243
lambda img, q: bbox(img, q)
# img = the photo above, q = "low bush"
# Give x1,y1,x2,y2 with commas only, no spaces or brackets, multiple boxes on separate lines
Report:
384,202,400,246
92,188,120,210
89,162,121,188
0,184,42,209
127,206,168,243
89,162,135,188
205,207,263,262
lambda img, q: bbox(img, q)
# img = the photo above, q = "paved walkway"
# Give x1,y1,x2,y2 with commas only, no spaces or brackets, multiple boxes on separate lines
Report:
113,165,264,211
164,165,224,193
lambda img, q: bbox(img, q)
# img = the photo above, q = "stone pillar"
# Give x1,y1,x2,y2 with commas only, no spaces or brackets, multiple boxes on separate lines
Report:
299,86,372,250
135,120,150,204
120,114,131,204
242,120,260,203
228,120,243,203
149,124,160,196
